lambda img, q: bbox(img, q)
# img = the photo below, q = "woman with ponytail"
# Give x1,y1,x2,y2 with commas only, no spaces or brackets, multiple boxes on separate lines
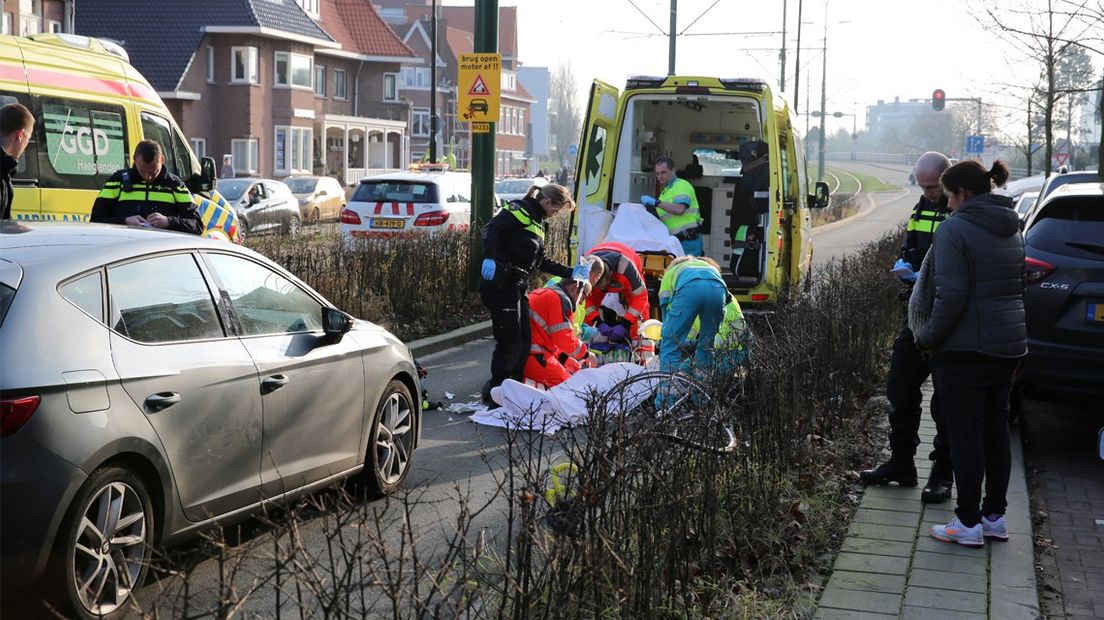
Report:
478,183,575,405
910,159,1027,547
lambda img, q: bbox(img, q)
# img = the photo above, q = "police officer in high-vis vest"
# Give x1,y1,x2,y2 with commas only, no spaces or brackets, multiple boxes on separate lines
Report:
641,157,704,256
479,183,575,406
861,152,955,505
90,140,201,235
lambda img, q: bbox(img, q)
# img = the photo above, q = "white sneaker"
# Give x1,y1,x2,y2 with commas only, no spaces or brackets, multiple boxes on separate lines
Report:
982,515,1009,541
931,517,984,547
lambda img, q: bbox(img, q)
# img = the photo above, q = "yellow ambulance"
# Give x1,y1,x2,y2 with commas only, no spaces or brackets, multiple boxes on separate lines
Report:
0,33,220,226
571,75,830,306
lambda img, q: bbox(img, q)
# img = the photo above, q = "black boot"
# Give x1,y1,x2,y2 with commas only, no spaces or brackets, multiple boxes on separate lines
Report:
481,379,496,407
860,458,918,487
921,468,953,504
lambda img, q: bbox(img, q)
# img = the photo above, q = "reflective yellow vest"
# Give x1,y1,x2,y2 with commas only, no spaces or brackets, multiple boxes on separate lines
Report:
657,178,702,237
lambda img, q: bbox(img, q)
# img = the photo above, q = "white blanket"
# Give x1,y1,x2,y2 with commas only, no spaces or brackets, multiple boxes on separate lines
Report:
469,363,656,434
605,203,685,257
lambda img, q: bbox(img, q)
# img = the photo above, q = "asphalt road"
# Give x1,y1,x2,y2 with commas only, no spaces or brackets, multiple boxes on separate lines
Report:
126,161,926,616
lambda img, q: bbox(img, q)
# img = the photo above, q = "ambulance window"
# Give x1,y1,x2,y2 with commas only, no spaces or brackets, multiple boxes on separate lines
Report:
779,134,795,204
0,92,37,180
140,113,181,177
37,97,127,190
171,126,199,177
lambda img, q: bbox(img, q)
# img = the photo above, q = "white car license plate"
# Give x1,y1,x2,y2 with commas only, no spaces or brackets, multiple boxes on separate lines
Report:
371,217,406,229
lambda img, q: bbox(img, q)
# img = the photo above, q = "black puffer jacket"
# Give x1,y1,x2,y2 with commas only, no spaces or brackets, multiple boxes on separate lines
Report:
913,192,1026,358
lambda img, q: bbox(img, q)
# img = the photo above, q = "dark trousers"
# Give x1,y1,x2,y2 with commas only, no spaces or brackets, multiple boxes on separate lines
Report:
886,325,953,478
932,355,1016,527
480,284,531,388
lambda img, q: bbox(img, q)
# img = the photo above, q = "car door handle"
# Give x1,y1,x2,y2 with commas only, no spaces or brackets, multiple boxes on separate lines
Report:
261,374,290,394
144,391,181,412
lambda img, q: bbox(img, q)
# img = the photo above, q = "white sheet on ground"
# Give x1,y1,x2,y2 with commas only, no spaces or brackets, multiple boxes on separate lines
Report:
469,363,656,434
605,203,685,257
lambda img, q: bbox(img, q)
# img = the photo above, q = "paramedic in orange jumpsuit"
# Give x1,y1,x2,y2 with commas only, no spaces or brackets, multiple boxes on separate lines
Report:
583,241,650,342
524,277,602,388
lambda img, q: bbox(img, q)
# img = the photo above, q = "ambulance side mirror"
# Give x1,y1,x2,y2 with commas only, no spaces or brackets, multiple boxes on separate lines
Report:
199,157,217,193
808,181,830,209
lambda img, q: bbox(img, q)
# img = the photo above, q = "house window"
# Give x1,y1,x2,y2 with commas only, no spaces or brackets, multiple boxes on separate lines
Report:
412,108,430,137
295,0,320,19
314,64,326,96
231,138,259,175
231,47,259,84
399,67,431,89
2,13,12,35
383,73,398,102
334,69,347,99
190,138,206,159
274,126,313,174
206,46,214,83
518,109,525,134
275,51,312,89
19,0,40,35
503,72,516,91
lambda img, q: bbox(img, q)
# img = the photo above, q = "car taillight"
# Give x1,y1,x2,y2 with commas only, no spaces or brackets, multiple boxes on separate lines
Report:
751,294,770,302
340,209,362,225
414,211,449,226
1024,256,1056,285
1,396,40,437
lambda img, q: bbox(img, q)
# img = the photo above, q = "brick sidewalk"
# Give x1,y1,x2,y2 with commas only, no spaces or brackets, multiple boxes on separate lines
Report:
814,382,1040,619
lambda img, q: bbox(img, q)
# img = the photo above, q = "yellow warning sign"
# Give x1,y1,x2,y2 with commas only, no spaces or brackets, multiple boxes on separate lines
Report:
458,53,500,123
471,122,491,134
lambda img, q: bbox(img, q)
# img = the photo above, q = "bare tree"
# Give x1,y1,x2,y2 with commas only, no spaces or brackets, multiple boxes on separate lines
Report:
976,0,1104,174
549,63,583,169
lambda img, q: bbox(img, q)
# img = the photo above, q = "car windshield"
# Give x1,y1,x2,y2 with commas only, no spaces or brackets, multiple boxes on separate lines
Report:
1016,195,1037,215
353,181,439,203
216,179,253,201
496,180,532,194
284,178,318,194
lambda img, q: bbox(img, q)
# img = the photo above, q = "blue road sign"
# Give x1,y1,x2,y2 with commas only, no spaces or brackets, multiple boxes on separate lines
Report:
966,135,985,155
567,144,578,157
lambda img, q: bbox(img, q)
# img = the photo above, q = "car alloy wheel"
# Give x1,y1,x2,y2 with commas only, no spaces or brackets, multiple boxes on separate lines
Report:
63,468,153,618
366,380,415,494
311,207,321,224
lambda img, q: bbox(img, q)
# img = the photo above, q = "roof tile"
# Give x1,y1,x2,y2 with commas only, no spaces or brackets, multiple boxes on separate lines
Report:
321,0,417,58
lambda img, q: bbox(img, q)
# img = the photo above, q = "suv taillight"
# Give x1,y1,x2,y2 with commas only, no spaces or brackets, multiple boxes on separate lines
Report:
414,211,449,227
340,209,362,225
1024,257,1056,285
1,396,40,437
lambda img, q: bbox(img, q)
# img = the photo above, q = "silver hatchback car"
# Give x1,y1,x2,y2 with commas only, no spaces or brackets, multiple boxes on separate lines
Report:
0,222,421,619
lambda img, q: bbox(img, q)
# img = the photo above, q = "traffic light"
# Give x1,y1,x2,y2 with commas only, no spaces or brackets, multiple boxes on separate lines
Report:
932,89,946,111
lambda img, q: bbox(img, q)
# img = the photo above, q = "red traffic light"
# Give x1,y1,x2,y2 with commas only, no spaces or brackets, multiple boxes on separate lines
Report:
932,89,946,111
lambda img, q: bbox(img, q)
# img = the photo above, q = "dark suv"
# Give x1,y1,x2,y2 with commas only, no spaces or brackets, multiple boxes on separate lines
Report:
1016,181,1104,411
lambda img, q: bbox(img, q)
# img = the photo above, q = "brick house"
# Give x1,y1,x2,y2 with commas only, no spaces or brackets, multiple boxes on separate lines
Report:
378,1,535,174
76,0,420,185
1,0,73,36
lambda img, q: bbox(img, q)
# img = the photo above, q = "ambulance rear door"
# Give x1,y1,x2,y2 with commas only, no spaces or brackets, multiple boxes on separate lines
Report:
570,80,620,259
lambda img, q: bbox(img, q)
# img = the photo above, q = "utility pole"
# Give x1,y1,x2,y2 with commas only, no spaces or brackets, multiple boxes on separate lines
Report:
668,0,677,76
794,0,802,113
470,0,498,288
779,0,787,92
1027,97,1033,176
429,0,438,163
816,1,828,182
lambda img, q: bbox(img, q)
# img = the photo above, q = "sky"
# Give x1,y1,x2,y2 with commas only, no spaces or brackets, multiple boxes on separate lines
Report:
444,0,1103,139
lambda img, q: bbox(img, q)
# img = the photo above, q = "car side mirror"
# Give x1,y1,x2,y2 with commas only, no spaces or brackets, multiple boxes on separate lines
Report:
808,181,830,209
322,307,353,342
1098,428,1104,461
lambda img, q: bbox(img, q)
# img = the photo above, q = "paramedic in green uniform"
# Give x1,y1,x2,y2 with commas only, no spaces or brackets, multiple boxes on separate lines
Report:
640,157,704,256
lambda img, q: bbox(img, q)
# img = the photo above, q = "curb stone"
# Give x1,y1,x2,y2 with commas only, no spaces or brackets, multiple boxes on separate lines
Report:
407,320,492,358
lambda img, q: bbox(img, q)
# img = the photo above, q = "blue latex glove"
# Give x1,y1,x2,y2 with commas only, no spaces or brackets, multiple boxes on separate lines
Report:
580,324,599,341
609,325,629,341
571,262,591,281
892,258,917,284
481,258,497,281
597,323,614,338
640,195,658,208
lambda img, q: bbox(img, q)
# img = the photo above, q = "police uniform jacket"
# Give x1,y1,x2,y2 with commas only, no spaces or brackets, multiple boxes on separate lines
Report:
481,196,571,289
900,194,950,271
90,166,201,235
